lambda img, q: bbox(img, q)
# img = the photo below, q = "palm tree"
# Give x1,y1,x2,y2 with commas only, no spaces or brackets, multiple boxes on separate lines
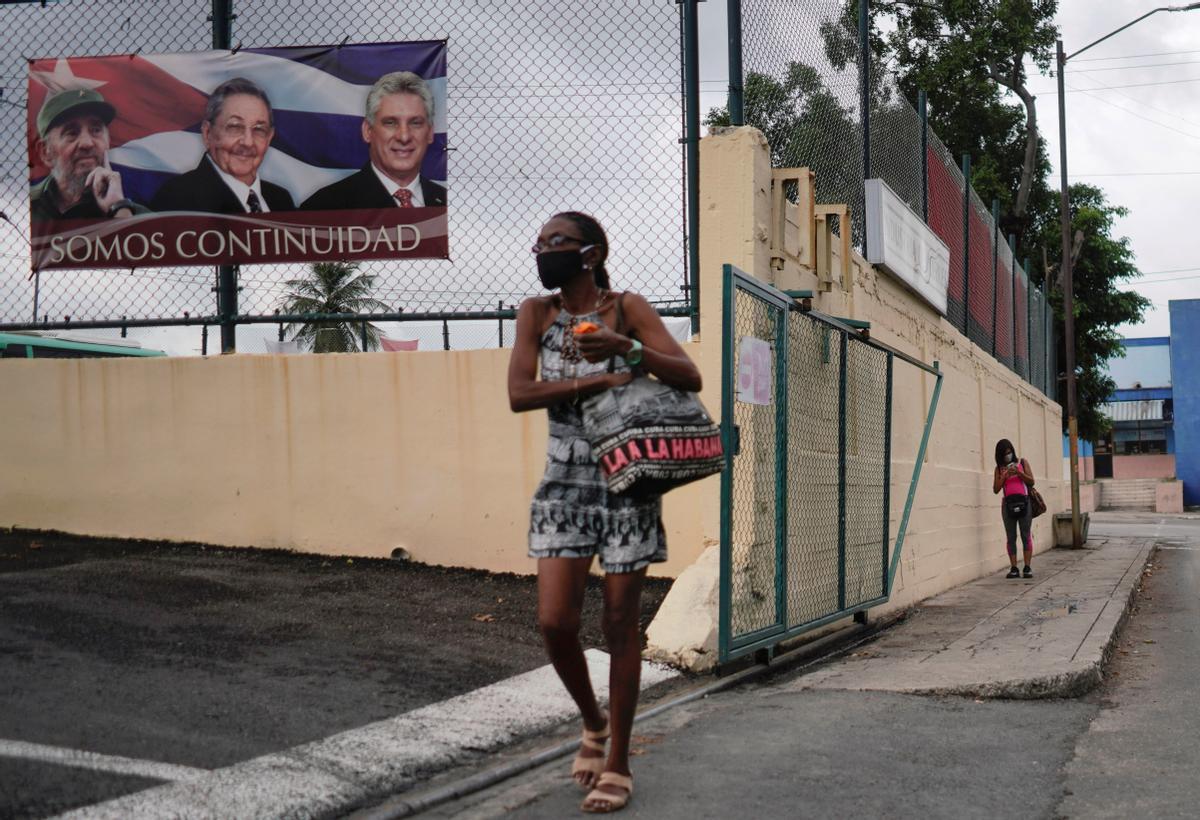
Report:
277,262,390,353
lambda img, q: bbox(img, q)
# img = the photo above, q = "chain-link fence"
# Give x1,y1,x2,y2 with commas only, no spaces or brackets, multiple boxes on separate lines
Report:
0,0,687,344
721,266,928,663
736,0,1057,401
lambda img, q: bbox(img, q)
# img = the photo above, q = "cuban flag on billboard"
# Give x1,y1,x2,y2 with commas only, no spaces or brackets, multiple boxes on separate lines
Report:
26,42,448,270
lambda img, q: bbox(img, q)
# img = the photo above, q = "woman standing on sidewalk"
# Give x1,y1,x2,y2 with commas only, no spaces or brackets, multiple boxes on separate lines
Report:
508,212,702,813
993,438,1035,578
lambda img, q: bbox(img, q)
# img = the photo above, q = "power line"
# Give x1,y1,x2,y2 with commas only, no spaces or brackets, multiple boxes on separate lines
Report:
1120,274,1200,286
1073,48,1200,63
1071,171,1200,177
1139,267,1200,276
1075,59,1200,72
1063,80,1200,142
1031,76,1200,94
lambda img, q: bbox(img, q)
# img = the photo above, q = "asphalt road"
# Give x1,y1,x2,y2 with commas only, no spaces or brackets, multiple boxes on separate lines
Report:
418,513,1200,820
1059,513,1200,818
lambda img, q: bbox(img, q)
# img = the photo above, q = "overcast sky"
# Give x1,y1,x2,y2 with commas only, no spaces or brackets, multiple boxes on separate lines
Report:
1041,1,1200,340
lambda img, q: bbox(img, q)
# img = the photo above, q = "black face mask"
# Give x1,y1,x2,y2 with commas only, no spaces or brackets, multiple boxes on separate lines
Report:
536,246,593,290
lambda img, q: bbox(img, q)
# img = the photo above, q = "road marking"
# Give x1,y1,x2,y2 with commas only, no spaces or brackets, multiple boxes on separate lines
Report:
1156,545,1200,551
0,740,207,783
52,650,678,820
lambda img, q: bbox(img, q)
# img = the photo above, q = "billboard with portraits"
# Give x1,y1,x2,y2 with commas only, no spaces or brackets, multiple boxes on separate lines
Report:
26,41,448,271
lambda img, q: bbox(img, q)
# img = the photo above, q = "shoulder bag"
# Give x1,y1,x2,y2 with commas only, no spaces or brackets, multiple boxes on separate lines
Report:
579,295,723,499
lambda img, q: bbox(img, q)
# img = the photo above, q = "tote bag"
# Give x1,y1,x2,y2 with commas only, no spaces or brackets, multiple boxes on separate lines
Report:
578,294,722,498
581,374,723,498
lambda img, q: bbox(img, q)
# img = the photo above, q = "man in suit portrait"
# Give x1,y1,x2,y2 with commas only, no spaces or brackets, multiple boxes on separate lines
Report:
151,77,294,214
302,71,446,211
30,88,147,225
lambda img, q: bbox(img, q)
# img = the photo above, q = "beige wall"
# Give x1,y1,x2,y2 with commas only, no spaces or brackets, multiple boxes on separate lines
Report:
0,348,711,577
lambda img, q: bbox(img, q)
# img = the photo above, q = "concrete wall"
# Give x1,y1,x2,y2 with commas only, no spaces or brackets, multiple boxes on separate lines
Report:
1107,337,1171,388
1157,481,1184,514
1169,299,1200,505
0,348,714,578
1113,454,1176,480
696,128,1064,613
1062,436,1095,481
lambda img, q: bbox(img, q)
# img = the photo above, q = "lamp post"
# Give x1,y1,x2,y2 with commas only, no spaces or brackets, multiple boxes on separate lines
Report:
1055,2,1200,549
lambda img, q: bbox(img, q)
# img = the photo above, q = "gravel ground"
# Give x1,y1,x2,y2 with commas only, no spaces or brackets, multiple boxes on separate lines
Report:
0,527,673,817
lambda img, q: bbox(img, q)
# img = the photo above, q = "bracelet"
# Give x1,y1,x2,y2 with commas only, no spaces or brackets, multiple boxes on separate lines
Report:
107,198,135,217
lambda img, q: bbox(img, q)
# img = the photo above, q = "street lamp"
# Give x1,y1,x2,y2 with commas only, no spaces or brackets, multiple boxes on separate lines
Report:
1055,3,1200,549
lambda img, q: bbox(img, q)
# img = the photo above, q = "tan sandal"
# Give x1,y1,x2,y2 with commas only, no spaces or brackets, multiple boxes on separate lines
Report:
571,718,609,789
581,771,633,813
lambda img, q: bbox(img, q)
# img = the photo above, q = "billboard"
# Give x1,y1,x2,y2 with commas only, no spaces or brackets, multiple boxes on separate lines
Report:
27,41,448,271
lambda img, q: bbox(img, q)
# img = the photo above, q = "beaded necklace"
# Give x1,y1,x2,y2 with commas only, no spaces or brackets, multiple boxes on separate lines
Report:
560,289,610,364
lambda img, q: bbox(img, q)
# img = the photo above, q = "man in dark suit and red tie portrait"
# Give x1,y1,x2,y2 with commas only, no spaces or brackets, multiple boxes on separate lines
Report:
301,71,447,211
151,77,294,214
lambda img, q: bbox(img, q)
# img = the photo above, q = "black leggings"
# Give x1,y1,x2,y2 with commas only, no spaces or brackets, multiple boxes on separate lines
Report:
1003,503,1032,558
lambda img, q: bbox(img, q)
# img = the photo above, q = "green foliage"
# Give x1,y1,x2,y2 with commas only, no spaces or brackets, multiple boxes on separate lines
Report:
277,262,390,353
1032,185,1149,440
880,0,1059,243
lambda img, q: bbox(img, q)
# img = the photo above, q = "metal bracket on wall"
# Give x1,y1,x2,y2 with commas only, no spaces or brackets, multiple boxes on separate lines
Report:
814,203,851,292
770,168,816,273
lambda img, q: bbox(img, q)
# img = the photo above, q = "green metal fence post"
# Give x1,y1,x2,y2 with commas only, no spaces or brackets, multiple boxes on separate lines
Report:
888,362,943,589
837,331,848,611
961,153,971,336
683,0,701,335
859,0,871,256
212,0,237,353
773,301,789,631
1008,234,1017,369
991,199,999,357
919,91,928,223
718,265,736,663
727,0,744,126
882,351,893,595
1025,258,1032,380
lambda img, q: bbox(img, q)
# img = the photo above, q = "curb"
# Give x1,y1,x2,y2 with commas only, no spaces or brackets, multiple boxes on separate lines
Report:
887,541,1157,700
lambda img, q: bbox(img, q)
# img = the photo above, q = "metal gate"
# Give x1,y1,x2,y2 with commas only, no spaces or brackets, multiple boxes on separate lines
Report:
718,265,943,664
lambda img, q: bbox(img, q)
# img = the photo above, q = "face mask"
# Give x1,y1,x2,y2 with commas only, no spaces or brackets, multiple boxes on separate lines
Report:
536,245,594,290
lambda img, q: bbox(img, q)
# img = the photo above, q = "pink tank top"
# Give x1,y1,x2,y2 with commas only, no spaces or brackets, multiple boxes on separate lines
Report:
1003,462,1027,496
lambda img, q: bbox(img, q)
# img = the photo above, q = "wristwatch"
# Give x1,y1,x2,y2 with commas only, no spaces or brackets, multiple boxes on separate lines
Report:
625,338,643,366
107,199,135,217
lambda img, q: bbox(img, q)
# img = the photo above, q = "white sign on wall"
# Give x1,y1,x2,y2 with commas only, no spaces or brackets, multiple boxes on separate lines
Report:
736,336,773,405
864,178,950,316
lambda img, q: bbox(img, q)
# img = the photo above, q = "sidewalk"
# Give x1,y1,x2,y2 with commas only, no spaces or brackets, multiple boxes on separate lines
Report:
788,530,1155,699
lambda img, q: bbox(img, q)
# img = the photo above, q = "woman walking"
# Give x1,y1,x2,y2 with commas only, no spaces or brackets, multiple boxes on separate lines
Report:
508,212,702,813
993,438,1036,578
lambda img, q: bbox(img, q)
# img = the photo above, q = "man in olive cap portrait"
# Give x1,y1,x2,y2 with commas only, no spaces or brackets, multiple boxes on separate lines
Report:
29,87,146,224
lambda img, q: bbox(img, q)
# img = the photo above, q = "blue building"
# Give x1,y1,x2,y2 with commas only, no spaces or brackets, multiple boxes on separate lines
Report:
1170,300,1200,506
1100,299,1200,506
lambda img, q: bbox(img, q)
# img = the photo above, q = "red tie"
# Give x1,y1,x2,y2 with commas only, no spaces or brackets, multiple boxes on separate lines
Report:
393,188,413,207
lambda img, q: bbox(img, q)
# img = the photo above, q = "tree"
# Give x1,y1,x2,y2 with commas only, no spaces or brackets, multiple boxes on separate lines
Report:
1032,184,1149,440
277,261,390,353
878,0,1060,244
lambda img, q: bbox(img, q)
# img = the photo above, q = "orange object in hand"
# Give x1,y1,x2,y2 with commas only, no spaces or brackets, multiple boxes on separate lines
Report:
574,321,600,335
